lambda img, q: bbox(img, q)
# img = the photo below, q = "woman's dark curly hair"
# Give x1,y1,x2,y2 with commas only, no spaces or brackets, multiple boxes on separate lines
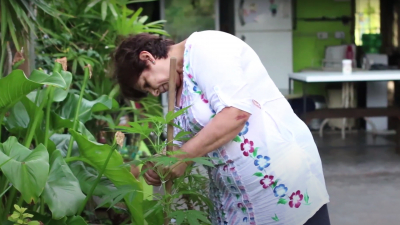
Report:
112,33,174,101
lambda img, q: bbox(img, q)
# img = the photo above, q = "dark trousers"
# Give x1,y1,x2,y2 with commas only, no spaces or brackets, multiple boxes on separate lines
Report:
303,204,331,225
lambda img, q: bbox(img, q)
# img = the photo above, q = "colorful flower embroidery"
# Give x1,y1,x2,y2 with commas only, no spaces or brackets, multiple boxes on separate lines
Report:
237,203,247,213
289,190,303,208
240,138,254,156
239,121,249,136
193,85,202,94
260,175,274,189
254,155,271,171
273,184,288,198
188,74,197,85
201,94,208,103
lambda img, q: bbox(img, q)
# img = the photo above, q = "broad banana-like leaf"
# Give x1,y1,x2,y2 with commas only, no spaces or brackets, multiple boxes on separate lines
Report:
70,161,116,196
0,69,67,112
58,94,115,123
0,137,49,203
43,151,86,219
70,130,144,225
53,70,73,102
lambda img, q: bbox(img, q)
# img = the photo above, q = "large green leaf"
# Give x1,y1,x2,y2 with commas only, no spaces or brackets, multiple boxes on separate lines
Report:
50,113,96,142
53,70,73,102
143,200,163,225
58,94,114,123
70,130,144,225
66,216,88,225
0,69,67,112
3,101,29,136
70,161,116,196
3,96,95,153
49,134,80,157
0,137,49,203
25,212,87,225
43,151,86,219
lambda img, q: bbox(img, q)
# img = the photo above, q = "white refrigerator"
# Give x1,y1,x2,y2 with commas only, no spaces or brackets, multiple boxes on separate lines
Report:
234,0,293,91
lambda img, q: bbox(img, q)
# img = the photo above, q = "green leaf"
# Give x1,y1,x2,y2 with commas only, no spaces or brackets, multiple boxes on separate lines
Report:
58,94,114,123
165,106,190,123
53,71,73,102
84,0,102,12
304,190,310,204
70,161,116,196
0,69,67,112
143,200,163,225
43,151,86,219
27,221,40,225
108,2,118,18
277,198,288,205
187,157,215,167
170,211,185,225
3,101,30,136
101,0,107,20
253,172,263,177
271,179,279,189
272,213,279,221
189,210,210,224
253,147,259,157
66,216,88,225
0,137,49,203
174,130,191,141
233,136,241,142
70,130,144,225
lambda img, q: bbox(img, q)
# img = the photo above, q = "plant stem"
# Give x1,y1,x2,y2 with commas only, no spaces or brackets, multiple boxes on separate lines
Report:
43,63,61,148
43,87,54,148
23,87,50,148
0,44,6,78
0,111,5,142
40,196,45,214
66,66,91,158
3,187,17,219
17,193,24,206
77,143,117,215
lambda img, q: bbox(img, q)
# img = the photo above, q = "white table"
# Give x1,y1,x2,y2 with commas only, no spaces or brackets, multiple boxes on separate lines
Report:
289,70,400,83
288,70,400,139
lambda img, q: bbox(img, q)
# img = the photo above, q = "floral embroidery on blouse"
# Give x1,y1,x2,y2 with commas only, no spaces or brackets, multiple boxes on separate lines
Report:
235,122,311,223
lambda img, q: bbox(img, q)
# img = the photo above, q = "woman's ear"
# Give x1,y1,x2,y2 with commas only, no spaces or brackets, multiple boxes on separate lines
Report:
139,51,156,64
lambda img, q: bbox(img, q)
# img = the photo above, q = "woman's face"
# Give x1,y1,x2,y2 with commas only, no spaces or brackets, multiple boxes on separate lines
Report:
134,51,171,97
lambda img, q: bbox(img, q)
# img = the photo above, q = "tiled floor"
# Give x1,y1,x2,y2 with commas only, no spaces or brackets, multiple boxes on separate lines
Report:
314,131,400,225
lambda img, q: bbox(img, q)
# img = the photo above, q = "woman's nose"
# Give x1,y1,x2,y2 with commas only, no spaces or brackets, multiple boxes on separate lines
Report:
150,89,159,97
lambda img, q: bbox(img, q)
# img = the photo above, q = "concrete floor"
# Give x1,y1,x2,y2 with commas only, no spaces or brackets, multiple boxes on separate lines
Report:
315,131,400,225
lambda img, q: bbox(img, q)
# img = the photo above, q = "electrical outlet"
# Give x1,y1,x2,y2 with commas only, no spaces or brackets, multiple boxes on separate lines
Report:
317,32,328,39
335,31,345,39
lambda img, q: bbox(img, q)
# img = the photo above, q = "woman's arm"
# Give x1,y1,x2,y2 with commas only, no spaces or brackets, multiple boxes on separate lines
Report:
165,107,250,179
180,107,250,159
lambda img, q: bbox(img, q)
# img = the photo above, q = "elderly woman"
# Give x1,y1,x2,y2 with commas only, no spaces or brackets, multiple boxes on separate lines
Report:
113,30,330,225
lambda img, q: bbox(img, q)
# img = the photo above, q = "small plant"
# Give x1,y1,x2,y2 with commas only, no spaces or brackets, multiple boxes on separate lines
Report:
8,205,41,225
113,108,214,225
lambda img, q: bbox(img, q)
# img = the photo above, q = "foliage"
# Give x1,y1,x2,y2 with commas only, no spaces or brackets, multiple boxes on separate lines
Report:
34,0,168,145
0,62,143,225
8,205,40,225
164,0,214,42
0,0,68,76
112,108,214,225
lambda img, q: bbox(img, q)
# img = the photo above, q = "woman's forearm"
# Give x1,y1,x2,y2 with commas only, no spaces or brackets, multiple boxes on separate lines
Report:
179,107,250,159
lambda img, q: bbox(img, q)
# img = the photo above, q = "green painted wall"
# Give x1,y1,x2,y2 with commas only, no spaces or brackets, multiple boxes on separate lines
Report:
293,0,352,95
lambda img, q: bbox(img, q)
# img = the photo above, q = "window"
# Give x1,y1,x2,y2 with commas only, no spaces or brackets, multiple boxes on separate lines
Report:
354,0,380,46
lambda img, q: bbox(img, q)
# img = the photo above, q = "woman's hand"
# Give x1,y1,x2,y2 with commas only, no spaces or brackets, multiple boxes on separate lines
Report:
142,161,162,186
142,160,190,186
